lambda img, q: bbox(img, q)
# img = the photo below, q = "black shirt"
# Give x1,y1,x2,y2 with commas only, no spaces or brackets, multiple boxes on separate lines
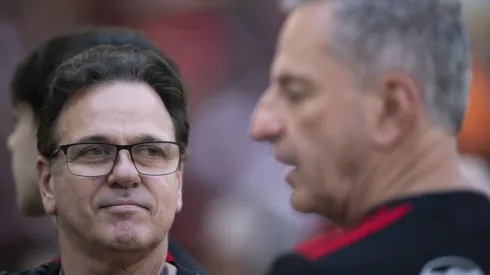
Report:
268,191,490,275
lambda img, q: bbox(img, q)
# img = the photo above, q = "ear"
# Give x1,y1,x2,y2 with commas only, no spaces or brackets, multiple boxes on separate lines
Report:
370,72,420,149
175,167,184,213
36,156,57,215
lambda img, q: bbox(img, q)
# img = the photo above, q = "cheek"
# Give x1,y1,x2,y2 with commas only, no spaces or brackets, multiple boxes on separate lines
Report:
295,96,362,183
296,100,338,163
11,132,38,178
12,130,38,162
8,128,26,153
55,176,100,215
145,178,180,232
149,176,180,214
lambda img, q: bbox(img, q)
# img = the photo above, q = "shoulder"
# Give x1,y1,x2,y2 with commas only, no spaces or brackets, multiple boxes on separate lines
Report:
268,203,490,275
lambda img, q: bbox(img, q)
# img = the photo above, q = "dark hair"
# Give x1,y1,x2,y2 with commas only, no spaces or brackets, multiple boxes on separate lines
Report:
10,27,179,119
37,45,188,160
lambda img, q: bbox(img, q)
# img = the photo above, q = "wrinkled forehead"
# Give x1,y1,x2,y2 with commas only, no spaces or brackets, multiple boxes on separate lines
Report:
56,81,175,145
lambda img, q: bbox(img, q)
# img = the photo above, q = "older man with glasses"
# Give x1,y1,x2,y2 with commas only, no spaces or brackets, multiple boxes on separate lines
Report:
1,44,196,275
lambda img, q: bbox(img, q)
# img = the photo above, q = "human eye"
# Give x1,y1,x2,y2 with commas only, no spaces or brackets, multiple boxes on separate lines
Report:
81,145,109,156
283,85,308,102
135,144,166,158
69,144,114,162
278,75,311,102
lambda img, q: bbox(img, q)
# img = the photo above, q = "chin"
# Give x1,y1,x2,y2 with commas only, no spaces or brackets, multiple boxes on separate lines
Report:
99,223,157,251
290,189,316,214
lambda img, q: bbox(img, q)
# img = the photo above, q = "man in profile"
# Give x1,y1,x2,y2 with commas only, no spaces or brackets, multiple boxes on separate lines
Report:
250,0,490,274
7,28,204,274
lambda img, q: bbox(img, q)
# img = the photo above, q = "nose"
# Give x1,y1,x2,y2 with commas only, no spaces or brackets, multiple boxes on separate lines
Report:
107,150,141,189
249,93,284,143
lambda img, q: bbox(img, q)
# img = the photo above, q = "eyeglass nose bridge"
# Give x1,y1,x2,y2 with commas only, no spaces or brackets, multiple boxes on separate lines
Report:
109,144,139,173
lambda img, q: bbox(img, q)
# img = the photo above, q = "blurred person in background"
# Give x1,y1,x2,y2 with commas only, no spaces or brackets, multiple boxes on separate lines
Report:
0,7,57,271
7,27,206,274
250,0,490,274
2,44,198,275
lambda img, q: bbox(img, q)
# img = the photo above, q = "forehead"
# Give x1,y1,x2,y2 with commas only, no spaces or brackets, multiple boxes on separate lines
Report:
272,2,346,83
57,81,175,143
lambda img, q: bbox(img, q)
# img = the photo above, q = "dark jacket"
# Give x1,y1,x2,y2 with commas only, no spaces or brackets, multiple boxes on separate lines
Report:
267,192,490,275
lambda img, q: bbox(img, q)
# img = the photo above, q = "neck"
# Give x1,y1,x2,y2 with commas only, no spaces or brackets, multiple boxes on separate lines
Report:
58,230,168,275
343,127,490,226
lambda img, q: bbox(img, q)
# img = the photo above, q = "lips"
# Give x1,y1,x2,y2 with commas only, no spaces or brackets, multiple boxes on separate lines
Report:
274,153,298,186
285,166,298,186
100,200,148,210
274,154,296,166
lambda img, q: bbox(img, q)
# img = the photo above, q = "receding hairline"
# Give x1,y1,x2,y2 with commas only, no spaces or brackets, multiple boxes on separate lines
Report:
272,1,359,90
285,0,471,133
287,0,365,69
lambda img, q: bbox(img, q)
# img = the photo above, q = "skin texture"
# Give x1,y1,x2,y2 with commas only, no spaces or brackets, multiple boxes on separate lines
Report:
37,81,183,275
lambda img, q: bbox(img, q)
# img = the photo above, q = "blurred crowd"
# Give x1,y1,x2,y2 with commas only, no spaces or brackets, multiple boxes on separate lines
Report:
0,0,488,274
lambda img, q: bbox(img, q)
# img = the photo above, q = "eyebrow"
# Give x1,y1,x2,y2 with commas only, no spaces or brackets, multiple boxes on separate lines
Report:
72,134,172,145
74,135,110,144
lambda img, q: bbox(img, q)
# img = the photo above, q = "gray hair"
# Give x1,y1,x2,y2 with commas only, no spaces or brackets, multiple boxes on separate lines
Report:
283,0,471,133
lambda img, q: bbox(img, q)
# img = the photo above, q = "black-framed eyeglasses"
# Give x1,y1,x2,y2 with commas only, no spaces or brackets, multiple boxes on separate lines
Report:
50,141,183,177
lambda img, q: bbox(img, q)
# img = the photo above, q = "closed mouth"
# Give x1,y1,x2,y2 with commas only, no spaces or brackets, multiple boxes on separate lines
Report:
100,202,147,210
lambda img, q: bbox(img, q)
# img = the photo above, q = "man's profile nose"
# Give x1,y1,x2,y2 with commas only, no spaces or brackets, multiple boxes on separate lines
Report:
249,106,283,142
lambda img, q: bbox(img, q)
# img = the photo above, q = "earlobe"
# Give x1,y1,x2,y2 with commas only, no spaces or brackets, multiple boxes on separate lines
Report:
36,156,56,215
